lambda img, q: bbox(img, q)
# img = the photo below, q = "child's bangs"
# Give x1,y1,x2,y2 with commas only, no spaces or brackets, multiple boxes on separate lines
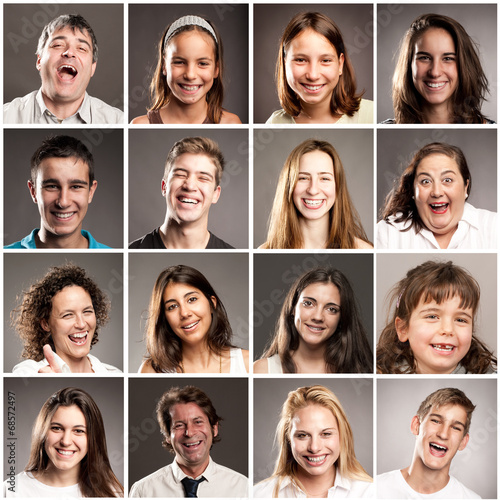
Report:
420,277,479,313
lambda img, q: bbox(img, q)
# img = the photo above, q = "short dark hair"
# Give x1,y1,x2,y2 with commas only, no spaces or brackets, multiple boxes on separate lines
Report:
156,385,222,452
37,14,98,63
30,135,95,186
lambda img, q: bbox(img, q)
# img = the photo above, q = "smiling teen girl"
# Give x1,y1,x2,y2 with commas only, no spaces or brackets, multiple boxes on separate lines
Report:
254,385,373,498
140,265,249,373
11,264,120,374
254,268,373,374
131,15,240,124
4,387,123,497
266,12,373,124
260,139,372,249
377,261,496,374
386,13,493,124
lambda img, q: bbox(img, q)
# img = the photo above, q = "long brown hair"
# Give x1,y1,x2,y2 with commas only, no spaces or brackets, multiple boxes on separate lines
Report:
380,142,471,234
149,17,224,123
267,385,371,497
276,12,363,118
144,265,235,372
377,260,496,374
25,387,123,497
264,139,371,249
261,268,373,373
392,13,490,123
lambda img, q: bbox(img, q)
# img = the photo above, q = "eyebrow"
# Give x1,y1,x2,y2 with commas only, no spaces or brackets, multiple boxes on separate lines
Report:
416,170,458,178
50,35,91,49
428,413,465,428
41,178,89,186
418,307,472,320
50,421,87,428
299,171,334,176
172,167,214,180
164,291,199,305
302,296,340,308
415,50,456,57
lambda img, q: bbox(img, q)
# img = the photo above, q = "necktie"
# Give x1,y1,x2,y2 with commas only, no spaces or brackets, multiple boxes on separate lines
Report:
181,476,206,497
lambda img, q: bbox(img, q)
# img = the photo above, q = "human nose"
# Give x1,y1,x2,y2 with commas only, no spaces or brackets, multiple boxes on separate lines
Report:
59,430,73,446
184,422,194,437
307,435,321,453
179,302,193,319
305,61,320,80
428,59,443,78
62,45,75,58
74,313,86,329
436,423,450,440
306,178,320,196
182,174,196,191
440,316,454,336
56,187,70,207
184,62,197,80
311,306,324,322
431,182,444,197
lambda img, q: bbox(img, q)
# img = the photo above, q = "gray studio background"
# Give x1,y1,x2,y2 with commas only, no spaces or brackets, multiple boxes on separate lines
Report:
377,3,497,122
3,129,123,248
376,253,497,356
254,377,373,483
254,4,374,123
254,129,373,247
377,129,497,220
4,253,124,372
3,377,124,485
128,4,248,123
253,253,373,364
378,378,496,499
128,377,248,488
3,4,124,110
128,253,248,372
128,129,248,249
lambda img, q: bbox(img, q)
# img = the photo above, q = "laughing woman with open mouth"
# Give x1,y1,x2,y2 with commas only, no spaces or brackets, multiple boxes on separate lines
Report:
11,264,121,374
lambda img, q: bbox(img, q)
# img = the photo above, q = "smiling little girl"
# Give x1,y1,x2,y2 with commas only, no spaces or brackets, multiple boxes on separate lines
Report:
266,12,373,124
132,15,241,124
377,260,496,374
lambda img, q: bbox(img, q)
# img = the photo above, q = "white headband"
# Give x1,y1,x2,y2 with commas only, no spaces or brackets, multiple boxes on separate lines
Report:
165,15,218,45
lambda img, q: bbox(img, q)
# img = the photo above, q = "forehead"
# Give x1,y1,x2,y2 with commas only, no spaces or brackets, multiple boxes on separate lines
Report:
46,25,93,46
416,154,461,176
169,153,217,175
170,402,208,421
163,282,203,301
287,28,338,55
298,282,340,302
166,30,216,56
424,403,467,423
415,27,455,51
51,404,86,423
52,285,92,306
299,150,334,173
36,156,90,181
291,404,338,429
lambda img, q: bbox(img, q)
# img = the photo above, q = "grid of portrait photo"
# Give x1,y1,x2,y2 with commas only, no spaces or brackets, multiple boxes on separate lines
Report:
1,1,498,499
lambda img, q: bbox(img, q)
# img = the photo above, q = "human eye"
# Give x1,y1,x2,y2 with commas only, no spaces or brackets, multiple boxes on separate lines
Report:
187,296,198,304
44,184,59,191
173,423,184,430
295,432,307,439
321,176,333,182
166,303,178,311
443,56,456,62
417,55,431,61
62,312,75,319
425,314,438,320
419,178,431,186
301,300,313,307
83,307,95,315
297,175,309,181
51,425,62,431
74,428,86,434
456,316,470,324
327,306,339,314
293,57,306,63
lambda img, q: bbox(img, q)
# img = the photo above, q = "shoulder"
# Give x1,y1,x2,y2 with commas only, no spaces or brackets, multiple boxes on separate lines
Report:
265,109,295,124
376,470,408,498
380,118,396,124
87,354,122,373
211,461,248,491
130,465,171,496
12,359,44,375
239,349,250,372
86,95,123,124
257,242,268,249
253,358,269,374
355,237,373,249
355,99,374,123
207,232,234,249
129,228,163,249
4,91,37,123
82,230,111,249
139,359,157,373
5,229,37,249
130,114,150,124
254,477,278,497
447,476,481,499
220,110,242,124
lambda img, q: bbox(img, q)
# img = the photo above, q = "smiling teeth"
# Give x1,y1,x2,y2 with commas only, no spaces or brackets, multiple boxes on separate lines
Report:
307,325,324,332
427,82,445,88
304,199,323,207
57,449,75,455
307,455,326,462
184,441,201,447
432,344,454,351
182,321,199,329
303,84,323,91
430,443,447,451
180,84,200,91
71,332,87,338
180,197,198,204
54,212,74,218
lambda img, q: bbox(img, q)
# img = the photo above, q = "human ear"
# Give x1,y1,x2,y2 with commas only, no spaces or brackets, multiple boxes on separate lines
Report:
41,318,50,332
458,433,469,451
213,422,219,438
28,180,38,204
87,180,98,204
36,55,42,71
395,317,408,342
211,185,221,204
410,415,420,436
338,53,345,75
210,296,217,309
214,61,220,79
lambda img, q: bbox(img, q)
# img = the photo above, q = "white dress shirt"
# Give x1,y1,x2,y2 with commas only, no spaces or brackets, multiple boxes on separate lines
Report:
4,89,123,124
254,472,374,498
12,353,121,375
129,457,248,498
4,471,82,498
377,203,497,249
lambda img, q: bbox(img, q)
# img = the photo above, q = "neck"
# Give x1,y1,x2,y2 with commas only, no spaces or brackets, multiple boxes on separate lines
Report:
292,340,328,373
176,457,210,479
433,229,456,249
421,102,453,124
41,91,85,120
296,464,336,497
403,458,451,494
57,352,93,373
36,227,88,249
163,98,208,124
296,99,340,124
298,217,330,249
37,463,80,487
160,218,210,249
180,342,225,373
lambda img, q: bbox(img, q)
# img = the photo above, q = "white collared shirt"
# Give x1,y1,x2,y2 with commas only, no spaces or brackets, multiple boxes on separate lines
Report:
129,457,248,498
12,352,121,375
254,472,374,498
377,203,498,249
4,89,123,124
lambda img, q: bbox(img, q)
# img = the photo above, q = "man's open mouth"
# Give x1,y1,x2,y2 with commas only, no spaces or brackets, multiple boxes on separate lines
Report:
57,65,78,80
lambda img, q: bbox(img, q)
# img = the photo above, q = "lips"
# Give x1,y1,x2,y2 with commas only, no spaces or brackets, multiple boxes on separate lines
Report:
57,64,78,81
302,198,325,209
183,440,202,448
53,211,76,220
181,320,200,331
429,203,449,214
178,83,202,94
305,323,326,333
300,83,325,93
424,81,446,90
68,332,88,345
304,454,328,466
56,448,76,457
431,344,455,353
178,196,199,205
429,442,448,457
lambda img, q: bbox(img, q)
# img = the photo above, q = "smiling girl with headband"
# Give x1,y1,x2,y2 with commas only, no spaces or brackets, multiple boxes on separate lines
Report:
132,15,241,124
